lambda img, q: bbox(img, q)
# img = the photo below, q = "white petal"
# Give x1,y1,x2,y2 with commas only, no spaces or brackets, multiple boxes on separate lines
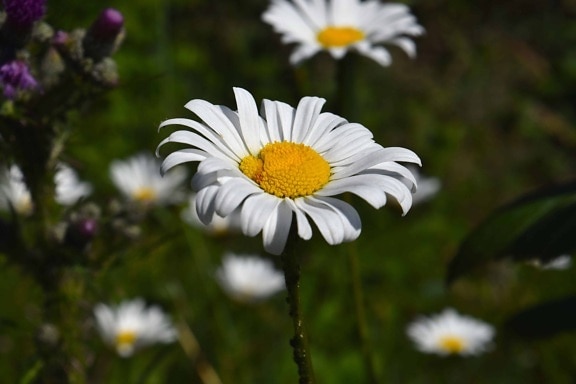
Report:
263,99,295,142
292,96,326,143
286,198,313,240
233,87,264,155
241,193,282,237
262,200,293,255
195,186,220,224
215,179,261,217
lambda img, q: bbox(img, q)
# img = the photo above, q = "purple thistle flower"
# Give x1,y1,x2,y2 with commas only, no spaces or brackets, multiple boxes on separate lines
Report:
83,8,124,62
0,60,37,99
3,0,46,28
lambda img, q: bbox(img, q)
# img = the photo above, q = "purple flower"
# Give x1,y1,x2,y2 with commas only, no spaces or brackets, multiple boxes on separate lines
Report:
82,8,125,62
3,0,46,28
0,60,37,99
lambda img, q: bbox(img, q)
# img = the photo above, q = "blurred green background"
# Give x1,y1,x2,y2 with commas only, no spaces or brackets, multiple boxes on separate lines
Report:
2,0,576,382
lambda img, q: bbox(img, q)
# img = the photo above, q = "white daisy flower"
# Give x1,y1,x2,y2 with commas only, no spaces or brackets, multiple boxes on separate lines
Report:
404,165,440,205
530,254,572,270
158,87,420,255
110,153,187,206
94,298,178,357
262,0,424,66
55,164,92,206
406,308,495,356
182,193,242,235
216,253,285,302
0,165,33,215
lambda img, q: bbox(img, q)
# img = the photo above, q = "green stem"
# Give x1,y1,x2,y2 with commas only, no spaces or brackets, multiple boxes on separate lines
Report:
280,225,315,384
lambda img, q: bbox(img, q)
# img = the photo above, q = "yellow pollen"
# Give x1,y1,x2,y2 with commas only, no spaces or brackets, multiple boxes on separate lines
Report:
133,187,157,202
115,330,137,348
317,26,365,48
438,335,466,354
239,141,330,199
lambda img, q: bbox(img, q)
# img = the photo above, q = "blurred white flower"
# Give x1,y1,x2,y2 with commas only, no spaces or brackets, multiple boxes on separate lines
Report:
55,164,92,206
216,253,285,302
262,0,424,66
406,308,495,356
404,165,440,205
531,254,572,270
0,165,32,215
110,153,187,206
94,298,177,357
182,194,242,235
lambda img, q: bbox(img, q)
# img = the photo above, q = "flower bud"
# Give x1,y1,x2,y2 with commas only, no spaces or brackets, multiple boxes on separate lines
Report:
0,60,38,99
82,8,124,62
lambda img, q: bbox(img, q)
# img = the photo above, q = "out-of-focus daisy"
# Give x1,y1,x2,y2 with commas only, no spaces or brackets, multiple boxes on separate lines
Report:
109,153,187,206
94,298,177,357
406,308,495,356
216,253,285,302
158,88,420,255
262,0,424,66
530,254,572,270
0,165,33,215
182,194,242,235
55,164,92,206
404,165,440,205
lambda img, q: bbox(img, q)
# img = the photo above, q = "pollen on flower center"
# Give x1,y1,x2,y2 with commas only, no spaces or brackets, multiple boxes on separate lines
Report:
317,26,365,48
239,141,330,199
115,330,137,348
133,187,157,202
438,335,466,354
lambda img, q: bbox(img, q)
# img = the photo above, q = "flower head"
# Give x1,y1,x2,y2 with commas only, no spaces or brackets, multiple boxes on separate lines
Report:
158,87,420,255
0,60,38,99
216,253,285,302
3,0,46,28
406,308,495,356
55,164,92,206
94,298,177,357
0,165,32,215
262,0,424,66
110,153,187,206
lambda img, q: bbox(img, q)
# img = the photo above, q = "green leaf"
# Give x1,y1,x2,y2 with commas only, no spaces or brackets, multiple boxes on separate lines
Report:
504,296,576,339
447,181,576,284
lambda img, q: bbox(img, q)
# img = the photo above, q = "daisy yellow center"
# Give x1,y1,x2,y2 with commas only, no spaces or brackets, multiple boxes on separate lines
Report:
438,335,466,354
115,330,137,348
317,26,365,48
239,141,330,199
133,187,157,202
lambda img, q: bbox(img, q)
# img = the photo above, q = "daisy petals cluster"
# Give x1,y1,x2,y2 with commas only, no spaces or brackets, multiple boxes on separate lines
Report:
94,298,177,357
109,153,187,206
262,0,424,66
55,164,92,206
406,308,495,356
158,87,420,255
216,253,285,302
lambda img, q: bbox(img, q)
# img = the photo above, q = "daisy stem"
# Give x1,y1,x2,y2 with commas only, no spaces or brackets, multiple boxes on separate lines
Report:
280,224,315,384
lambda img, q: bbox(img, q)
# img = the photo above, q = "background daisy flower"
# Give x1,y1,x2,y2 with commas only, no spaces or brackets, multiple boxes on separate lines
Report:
109,153,187,206
55,163,93,206
94,298,178,357
0,165,33,215
158,87,420,255
262,0,424,66
216,253,285,302
406,308,495,356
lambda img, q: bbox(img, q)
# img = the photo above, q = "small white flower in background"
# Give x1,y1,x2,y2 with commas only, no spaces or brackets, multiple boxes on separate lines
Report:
404,165,440,205
0,165,33,215
182,194,242,235
158,87,420,255
262,0,424,66
110,153,187,206
530,254,572,270
406,308,495,356
216,253,285,302
55,164,92,206
94,298,177,357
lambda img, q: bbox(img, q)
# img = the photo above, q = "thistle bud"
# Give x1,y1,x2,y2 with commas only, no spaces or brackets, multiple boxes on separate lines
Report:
82,8,124,62
1,0,46,51
0,59,38,99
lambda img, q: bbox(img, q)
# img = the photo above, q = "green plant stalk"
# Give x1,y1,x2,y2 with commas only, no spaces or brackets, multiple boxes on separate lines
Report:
280,225,315,384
